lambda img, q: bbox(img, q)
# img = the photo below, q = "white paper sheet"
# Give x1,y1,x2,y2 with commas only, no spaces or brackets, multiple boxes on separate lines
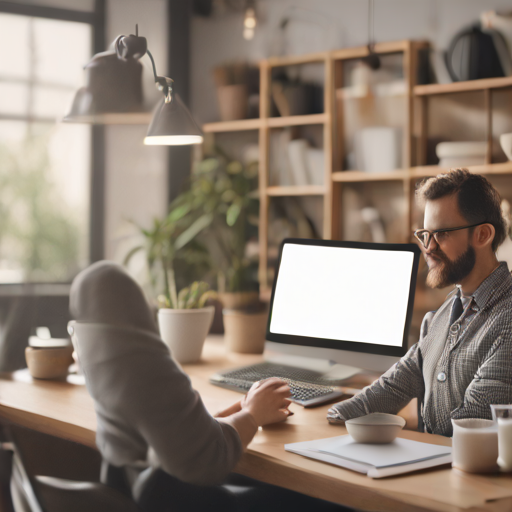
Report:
285,435,452,478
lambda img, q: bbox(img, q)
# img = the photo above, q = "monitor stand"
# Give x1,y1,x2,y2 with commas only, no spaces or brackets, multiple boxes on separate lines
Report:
264,351,362,382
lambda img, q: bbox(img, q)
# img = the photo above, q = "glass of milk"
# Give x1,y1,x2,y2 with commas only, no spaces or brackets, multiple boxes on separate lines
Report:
491,405,512,471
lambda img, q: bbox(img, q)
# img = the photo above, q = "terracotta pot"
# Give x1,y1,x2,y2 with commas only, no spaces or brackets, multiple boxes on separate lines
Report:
158,307,215,364
218,291,259,310
223,309,267,354
25,346,73,380
217,84,248,121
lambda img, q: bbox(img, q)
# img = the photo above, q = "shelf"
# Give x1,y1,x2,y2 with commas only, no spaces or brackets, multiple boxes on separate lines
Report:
332,170,407,183
202,118,262,133
267,113,327,128
331,163,512,182
202,114,327,133
331,40,426,60
266,185,326,197
409,162,512,178
414,76,512,96
266,52,328,68
337,81,407,100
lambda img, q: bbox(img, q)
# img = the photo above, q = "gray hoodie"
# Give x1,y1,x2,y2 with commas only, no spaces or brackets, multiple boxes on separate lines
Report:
69,261,242,485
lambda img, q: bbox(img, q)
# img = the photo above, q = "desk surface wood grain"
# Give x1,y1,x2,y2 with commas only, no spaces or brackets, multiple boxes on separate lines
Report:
1,336,511,512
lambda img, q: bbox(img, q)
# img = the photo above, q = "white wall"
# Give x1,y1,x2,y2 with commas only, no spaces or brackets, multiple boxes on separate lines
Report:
191,0,512,123
104,0,169,264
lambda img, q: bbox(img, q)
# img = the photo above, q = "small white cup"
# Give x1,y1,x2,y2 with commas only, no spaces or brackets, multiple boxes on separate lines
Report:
491,405,512,471
451,418,499,474
497,418,512,471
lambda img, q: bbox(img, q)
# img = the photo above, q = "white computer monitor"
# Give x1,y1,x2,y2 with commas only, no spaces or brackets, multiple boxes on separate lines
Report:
265,238,421,372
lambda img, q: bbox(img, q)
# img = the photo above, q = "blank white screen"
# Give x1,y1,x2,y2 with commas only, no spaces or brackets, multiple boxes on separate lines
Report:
269,244,415,347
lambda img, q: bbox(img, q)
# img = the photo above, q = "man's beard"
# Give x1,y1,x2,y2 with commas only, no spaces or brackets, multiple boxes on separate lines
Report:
426,244,476,289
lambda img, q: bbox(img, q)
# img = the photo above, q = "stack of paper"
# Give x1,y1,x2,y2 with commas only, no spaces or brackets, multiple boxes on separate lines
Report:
285,435,452,478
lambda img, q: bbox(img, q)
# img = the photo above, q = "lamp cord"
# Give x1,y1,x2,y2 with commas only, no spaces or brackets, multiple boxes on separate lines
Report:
368,0,375,51
146,49,158,82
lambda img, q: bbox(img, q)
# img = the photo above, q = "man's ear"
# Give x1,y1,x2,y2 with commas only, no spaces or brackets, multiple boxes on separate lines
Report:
473,223,495,249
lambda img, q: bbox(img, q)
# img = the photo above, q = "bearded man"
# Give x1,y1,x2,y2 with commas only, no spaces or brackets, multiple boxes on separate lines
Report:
327,168,512,437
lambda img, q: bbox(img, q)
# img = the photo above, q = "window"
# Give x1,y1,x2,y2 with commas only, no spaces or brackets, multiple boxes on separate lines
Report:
0,10,93,283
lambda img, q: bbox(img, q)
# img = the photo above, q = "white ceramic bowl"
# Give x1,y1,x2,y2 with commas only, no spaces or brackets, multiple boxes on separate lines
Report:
500,133,512,161
346,413,406,444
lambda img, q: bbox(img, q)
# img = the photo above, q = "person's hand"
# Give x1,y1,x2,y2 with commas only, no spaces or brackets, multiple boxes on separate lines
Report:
214,400,242,418
240,377,292,426
327,405,346,425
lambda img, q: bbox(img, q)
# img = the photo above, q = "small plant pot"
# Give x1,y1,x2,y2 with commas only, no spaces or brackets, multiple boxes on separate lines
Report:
223,309,267,354
217,84,248,121
158,307,215,364
25,346,73,380
218,291,259,310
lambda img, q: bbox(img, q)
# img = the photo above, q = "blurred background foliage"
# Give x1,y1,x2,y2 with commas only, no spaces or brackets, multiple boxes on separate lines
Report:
0,130,81,282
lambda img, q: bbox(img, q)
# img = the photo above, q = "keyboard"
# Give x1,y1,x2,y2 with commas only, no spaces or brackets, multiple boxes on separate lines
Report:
209,362,345,407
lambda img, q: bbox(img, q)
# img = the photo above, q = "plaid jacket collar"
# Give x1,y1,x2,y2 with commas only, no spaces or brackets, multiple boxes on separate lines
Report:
454,262,511,311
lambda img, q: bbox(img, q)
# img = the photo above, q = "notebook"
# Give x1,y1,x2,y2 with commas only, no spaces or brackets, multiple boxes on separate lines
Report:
285,435,452,478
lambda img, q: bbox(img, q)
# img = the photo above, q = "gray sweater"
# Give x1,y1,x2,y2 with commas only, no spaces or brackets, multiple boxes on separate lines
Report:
70,261,242,485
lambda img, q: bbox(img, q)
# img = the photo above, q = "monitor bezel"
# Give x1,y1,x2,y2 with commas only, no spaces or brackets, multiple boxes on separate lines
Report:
266,238,421,358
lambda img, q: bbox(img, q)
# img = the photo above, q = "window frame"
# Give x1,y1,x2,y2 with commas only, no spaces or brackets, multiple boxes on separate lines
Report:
0,0,105,293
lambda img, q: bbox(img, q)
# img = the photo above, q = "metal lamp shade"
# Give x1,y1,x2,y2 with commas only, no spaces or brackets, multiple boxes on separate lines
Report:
144,94,203,146
63,51,151,124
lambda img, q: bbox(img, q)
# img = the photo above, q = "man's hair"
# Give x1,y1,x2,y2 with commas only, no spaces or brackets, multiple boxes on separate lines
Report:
416,168,507,252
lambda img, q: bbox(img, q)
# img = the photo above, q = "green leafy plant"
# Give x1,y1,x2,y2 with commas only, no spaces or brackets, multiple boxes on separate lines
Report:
169,149,259,293
0,130,82,282
157,281,216,309
124,211,214,309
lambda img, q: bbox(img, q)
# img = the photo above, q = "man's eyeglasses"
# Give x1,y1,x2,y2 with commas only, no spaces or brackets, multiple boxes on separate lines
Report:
414,222,486,249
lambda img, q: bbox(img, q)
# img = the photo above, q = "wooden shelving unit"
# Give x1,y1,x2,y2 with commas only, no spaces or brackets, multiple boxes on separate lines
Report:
202,118,262,133
414,76,512,96
332,170,408,182
266,185,326,197
202,114,327,133
415,74,512,169
409,162,512,178
266,113,327,128
332,162,512,182
202,42,512,301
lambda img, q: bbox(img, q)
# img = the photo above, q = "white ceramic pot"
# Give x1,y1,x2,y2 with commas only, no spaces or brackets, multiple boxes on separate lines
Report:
500,133,512,161
157,307,214,364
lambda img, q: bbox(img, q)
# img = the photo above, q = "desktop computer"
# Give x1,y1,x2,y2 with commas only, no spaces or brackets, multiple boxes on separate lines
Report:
211,238,421,406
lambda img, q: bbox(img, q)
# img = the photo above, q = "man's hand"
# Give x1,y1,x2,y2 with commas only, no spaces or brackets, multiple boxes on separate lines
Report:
327,405,346,425
241,377,292,426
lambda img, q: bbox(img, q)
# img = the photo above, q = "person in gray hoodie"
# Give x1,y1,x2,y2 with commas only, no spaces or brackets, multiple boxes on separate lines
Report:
70,261,350,512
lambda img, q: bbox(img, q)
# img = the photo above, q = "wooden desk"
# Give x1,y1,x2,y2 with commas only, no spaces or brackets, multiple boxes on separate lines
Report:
1,336,512,512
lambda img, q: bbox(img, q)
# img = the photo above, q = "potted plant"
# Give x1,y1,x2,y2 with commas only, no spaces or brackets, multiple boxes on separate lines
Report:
125,213,216,364
169,150,267,353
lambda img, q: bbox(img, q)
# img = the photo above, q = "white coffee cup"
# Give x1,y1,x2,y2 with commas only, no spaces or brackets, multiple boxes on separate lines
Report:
490,404,512,472
497,418,512,471
451,418,499,473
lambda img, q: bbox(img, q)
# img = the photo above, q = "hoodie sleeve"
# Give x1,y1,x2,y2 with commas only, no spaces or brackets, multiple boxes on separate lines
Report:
93,349,243,486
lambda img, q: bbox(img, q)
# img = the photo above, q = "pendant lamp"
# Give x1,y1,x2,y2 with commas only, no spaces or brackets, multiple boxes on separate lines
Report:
64,26,203,145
